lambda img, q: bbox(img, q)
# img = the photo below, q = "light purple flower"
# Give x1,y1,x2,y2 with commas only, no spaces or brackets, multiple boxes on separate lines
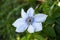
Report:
12,7,48,33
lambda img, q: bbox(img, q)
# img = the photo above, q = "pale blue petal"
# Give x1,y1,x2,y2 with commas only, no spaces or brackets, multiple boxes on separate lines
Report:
12,18,25,28
32,22,42,32
27,25,34,33
16,23,28,32
34,14,48,22
21,9,27,18
27,7,34,17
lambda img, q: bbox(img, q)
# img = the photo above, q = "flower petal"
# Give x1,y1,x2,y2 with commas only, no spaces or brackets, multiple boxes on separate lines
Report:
12,18,25,28
16,23,28,32
21,9,27,18
32,22,42,32
27,7,34,17
27,25,34,33
34,14,48,22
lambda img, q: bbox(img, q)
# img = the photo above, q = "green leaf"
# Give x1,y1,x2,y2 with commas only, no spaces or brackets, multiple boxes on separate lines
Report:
21,33,31,40
21,36,27,40
34,35,46,40
52,6,60,19
55,17,60,34
55,23,60,34
43,26,56,38
45,16,55,25
54,17,60,40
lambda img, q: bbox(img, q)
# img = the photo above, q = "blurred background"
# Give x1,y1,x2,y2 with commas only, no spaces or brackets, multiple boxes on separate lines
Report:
0,0,60,40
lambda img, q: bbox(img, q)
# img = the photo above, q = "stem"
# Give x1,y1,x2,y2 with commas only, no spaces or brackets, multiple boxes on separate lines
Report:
27,33,32,40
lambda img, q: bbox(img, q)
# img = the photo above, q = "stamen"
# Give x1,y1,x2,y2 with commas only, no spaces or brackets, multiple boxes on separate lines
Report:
26,17,34,24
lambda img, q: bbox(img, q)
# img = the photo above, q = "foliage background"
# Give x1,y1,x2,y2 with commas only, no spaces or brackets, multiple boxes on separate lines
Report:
0,0,60,40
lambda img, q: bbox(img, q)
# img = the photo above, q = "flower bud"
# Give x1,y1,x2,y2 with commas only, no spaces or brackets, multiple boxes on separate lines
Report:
58,2,60,7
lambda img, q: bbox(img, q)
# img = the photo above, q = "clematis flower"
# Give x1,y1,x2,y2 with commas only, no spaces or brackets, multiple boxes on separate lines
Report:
12,7,48,33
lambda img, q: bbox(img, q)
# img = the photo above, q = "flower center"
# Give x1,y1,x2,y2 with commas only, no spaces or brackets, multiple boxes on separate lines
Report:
28,19,31,22
26,17,34,24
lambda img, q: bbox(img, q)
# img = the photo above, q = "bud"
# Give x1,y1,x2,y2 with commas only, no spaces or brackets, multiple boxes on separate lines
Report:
16,34,20,40
58,2,60,7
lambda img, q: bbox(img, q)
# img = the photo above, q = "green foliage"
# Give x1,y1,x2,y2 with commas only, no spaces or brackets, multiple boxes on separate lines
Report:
54,17,60,40
0,0,60,40
42,26,56,38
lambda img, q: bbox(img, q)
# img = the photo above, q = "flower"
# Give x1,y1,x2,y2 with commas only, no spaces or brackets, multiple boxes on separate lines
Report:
12,7,48,33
